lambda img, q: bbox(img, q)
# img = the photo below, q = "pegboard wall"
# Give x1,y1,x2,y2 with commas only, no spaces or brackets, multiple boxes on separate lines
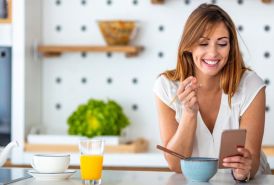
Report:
41,0,274,152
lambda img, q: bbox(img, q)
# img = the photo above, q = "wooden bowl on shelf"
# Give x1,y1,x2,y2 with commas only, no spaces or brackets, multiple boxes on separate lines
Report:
98,20,140,46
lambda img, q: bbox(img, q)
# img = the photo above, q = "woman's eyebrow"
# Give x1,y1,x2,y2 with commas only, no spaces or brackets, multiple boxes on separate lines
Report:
200,36,229,40
217,36,229,40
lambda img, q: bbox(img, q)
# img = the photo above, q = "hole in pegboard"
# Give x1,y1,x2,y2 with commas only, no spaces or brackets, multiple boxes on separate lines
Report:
132,174,138,181
238,25,243,32
238,0,243,4
82,52,87,58
158,176,164,181
264,52,270,58
132,104,138,111
81,26,86,31
0,51,6,57
56,25,61,31
264,79,270,85
56,104,61,110
82,77,87,84
132,78,138,84
107,0,112,5
107,78,112,84
158,52,164,58
159,25,164,32
211,0,217,4
185,0,190,5
133,0,138,5
56,77,61,84
56,0,61,5
107,52,112,58
81,0,86,5
265,106,270,112
265,25,270,32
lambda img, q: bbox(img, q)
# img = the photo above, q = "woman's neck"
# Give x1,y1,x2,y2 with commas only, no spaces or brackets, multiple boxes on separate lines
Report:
194,69,222,96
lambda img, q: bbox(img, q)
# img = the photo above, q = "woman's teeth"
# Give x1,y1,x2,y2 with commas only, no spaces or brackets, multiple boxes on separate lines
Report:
203,60,219,65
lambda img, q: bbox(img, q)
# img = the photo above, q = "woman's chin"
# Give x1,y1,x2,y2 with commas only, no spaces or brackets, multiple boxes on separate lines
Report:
201,70,222,77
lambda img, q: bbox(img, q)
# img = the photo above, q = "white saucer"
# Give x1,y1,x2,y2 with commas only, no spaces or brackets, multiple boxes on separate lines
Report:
27,169,76,180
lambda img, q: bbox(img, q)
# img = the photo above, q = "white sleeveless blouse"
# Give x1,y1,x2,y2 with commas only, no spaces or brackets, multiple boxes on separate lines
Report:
153,70,269,175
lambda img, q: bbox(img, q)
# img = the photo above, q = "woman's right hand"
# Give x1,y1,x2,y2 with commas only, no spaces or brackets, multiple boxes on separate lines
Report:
177,76,202,114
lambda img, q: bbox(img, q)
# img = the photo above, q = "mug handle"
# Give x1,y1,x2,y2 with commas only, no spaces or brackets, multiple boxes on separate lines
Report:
30,157,37,170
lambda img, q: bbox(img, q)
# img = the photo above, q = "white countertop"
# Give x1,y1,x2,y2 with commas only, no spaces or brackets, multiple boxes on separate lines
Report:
4,168,274,185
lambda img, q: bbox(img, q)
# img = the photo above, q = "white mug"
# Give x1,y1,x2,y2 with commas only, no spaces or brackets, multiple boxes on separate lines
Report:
30,154,70,173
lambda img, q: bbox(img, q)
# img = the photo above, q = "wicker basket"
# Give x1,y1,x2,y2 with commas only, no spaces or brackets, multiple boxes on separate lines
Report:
98,21,140,45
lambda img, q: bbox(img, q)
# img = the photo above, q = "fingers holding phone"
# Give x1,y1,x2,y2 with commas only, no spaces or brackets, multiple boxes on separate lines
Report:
177,76,202,114
219,129,250,181
223,147,252,180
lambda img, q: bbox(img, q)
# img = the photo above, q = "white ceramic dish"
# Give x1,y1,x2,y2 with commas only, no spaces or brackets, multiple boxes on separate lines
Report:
27,169,76,180
30,154,70,173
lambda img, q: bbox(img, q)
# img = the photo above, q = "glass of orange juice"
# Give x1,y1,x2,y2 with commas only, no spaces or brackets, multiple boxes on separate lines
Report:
78,139,105,185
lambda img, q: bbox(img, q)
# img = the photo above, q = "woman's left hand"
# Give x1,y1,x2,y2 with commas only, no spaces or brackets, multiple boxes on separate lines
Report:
223,147,252,180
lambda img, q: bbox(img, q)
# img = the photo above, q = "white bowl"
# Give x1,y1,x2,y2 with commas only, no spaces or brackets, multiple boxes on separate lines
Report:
30,154,70,173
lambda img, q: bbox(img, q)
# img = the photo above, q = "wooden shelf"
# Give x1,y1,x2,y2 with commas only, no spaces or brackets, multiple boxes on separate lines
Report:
151,0,164,4
152,0,271,4
24,138,148,153
23,142,274,155
262,146,274,156
262,0,271,4
37,45,144,58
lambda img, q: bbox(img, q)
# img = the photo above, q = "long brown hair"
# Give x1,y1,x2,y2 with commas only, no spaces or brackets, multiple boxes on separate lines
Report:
160,3,250,108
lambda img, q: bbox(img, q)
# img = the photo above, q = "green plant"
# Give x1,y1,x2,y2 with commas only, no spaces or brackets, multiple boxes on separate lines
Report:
67,99,130,138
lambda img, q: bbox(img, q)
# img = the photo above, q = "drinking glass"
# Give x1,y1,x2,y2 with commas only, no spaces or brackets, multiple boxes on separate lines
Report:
78,139,105,185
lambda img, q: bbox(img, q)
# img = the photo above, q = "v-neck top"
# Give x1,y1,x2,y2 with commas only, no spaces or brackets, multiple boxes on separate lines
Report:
153,70,269,175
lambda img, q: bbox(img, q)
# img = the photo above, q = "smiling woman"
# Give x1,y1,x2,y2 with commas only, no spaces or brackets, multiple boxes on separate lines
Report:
153,3,271,182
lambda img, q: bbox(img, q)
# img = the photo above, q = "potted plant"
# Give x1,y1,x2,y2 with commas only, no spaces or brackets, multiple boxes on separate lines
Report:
67,99,130,143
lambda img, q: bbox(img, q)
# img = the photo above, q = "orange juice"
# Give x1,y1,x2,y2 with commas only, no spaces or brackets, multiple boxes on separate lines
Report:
80,155,104,180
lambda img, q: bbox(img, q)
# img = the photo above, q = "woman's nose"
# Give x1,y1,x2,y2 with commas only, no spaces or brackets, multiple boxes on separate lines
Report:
208,45,218,58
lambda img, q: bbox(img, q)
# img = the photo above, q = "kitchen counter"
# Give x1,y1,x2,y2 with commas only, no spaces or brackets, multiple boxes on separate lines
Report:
3,168,274,185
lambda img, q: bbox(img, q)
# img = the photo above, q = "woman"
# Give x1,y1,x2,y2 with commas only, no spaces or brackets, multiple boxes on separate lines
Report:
153,3,271,182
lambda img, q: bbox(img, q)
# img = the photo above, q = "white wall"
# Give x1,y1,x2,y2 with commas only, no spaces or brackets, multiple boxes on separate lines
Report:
40,0,274,153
